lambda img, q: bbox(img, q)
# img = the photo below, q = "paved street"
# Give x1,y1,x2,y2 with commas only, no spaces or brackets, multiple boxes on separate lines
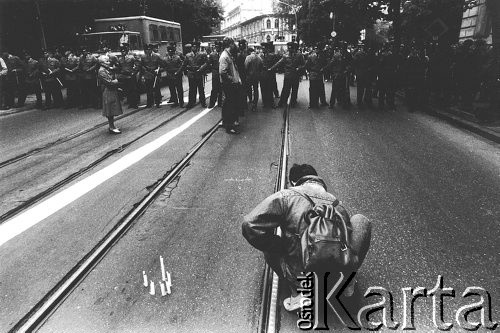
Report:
0,75,498,332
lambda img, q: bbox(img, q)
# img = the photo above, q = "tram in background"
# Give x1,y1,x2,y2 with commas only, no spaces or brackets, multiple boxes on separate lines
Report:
79,16,182,55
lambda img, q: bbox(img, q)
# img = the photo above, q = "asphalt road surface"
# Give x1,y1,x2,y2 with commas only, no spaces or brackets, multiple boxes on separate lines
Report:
0,75,498,332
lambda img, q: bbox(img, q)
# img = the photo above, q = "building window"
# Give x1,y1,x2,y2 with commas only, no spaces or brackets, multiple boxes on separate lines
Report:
275,19,279,29
266,19,271,29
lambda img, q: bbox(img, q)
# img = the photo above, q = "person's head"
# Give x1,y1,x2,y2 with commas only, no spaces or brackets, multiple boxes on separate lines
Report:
98,55,110,67
167,45,175,56
238,39,247,52
120,43,129,55
144,44,152,55
192,41,200,53
289,164,318,186
287,42,297,54
222,37,236,54
184,43,192,53
248,47,255,54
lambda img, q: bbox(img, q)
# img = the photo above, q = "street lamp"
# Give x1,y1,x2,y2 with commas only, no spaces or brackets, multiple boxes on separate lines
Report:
275,0,299,38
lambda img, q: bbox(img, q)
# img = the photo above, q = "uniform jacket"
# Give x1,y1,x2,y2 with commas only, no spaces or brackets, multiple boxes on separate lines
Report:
140,53,162,80
41,57,61,82
243,176,348,277
305,51,327,81
61,54,79,81
25,58,41,83
117,53,138,78
162,54,183,77
79,54,98,80
270,52,305,80
207,50,220,75
183,51,208,78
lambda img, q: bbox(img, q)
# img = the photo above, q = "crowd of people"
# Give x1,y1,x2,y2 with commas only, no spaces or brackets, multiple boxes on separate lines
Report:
0,36,497,133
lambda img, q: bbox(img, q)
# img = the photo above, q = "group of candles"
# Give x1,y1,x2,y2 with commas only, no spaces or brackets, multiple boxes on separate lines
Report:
142,255,172,297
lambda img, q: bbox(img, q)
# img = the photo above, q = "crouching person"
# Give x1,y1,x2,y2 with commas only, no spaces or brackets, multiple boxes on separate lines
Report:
242,164,371,311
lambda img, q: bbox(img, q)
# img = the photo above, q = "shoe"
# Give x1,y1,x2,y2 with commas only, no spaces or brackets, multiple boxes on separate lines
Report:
283,294,311,312
129,104,138,109
156,104,160,108
146,104,153,108
201,103,207,108
108,127,121,134
184,104,194,109
320,102,328,107
170,103,179,108
208,104,215,108
225,127,240,134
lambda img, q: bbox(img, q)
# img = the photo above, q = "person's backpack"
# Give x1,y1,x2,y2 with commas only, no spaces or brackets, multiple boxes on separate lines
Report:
292,190,357,272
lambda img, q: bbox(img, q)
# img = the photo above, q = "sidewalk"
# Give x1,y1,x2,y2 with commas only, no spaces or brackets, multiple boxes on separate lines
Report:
425,103,500,144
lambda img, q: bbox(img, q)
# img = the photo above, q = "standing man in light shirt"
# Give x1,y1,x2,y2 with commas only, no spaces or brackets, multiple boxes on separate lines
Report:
219,37,242,134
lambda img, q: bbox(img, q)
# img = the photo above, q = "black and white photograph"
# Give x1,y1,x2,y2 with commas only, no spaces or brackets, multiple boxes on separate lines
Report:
0,0,499,332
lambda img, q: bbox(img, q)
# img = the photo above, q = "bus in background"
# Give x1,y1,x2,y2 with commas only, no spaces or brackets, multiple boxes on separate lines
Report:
81,16,182,55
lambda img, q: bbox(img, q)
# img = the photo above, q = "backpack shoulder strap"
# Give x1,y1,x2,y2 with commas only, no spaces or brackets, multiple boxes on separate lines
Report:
289,189,339,207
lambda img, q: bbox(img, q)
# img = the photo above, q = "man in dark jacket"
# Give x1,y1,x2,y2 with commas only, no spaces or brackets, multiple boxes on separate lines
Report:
305,43,327,108
184,41,208,108
219,37,242,134
242,164,371,311
207,41,223,108
163,45,184,107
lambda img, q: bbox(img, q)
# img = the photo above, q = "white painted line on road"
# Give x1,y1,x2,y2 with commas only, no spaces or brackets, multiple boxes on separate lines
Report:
143,271,148,287
0,107,214,247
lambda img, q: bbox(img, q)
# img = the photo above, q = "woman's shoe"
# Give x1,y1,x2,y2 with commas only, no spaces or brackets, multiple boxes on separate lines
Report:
109,127,121,134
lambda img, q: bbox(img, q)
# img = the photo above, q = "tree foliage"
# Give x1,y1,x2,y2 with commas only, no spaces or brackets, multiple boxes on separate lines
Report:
275,0,388,45
399,0,477,45
0,0,223,54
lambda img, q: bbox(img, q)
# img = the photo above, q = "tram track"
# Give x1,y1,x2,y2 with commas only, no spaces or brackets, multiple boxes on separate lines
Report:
0,102,213,224
0,79,212,170
8,118,223,333
258,102,290,333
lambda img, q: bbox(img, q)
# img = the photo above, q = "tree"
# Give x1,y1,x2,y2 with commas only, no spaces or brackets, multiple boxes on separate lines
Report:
0,0,223,54
275,0,388,45
399,0,476,45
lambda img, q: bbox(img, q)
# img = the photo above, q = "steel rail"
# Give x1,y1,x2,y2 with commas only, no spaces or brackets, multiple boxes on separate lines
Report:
0,100,215,224
0,80,212,169
258,101,290,333
8,119,223,333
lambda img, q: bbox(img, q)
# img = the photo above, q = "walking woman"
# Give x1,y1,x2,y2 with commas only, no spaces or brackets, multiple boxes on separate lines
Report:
98,55,123,134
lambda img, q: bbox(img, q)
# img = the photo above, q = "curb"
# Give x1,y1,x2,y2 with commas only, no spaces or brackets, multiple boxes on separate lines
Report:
427,107,500,144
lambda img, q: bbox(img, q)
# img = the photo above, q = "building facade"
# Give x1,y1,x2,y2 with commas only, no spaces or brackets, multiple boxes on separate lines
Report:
460,0,493,43
220,13,295,44
217,1,295,44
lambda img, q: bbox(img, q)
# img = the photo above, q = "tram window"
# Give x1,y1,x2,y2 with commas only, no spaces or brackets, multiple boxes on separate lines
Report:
172,28,180,42
129,35,140,50
149,24,159,41
167,27,174,40
160,26,168,41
